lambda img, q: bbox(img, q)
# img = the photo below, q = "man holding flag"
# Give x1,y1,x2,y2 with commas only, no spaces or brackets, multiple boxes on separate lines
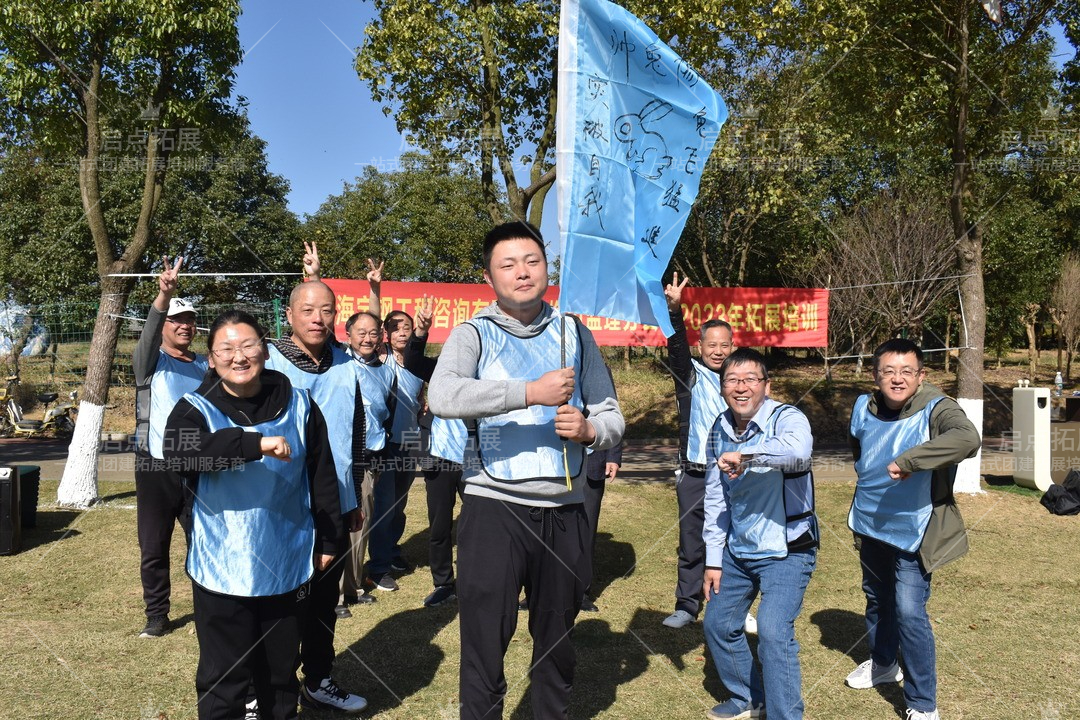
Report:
428,221,624,719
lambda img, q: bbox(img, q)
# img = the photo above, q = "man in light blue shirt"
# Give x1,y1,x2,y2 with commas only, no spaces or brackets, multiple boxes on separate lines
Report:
702,348,817,720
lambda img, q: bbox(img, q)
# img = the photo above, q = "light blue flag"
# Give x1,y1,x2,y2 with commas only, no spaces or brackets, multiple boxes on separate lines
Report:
556,0,727,337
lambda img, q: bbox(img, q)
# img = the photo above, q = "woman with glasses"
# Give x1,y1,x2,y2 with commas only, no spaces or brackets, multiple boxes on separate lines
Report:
163,310,342,720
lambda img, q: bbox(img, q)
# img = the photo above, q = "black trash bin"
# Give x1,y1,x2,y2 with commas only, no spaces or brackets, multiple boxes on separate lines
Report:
17,465,40,529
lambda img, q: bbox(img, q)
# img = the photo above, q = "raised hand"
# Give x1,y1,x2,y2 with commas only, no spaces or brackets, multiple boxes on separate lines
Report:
366,258,384,286
302,241,320,279
159,255,184,297
415,295,434,336
664,271,690,311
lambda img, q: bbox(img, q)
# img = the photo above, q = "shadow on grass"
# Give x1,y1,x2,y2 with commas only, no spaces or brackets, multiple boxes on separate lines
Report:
332,605,458,716
809,608,906,717
99,489,136,503
590,531,636,601
20,509,82,551
983,474,1043,498
510,608,695,719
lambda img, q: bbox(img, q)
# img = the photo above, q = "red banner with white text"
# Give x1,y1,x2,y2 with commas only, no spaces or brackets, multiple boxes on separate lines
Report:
323,279,827,347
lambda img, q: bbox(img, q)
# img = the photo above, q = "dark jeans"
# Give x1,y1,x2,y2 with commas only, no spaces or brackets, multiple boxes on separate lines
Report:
675,468,707,616
457,494,590,720
192,582,306,720
860,535,937,713
424,465,463,587
136,456,190,618
368,443,415,575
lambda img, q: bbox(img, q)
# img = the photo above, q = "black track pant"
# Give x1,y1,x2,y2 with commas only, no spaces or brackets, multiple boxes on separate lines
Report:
457,494,590,720
192,582,305,720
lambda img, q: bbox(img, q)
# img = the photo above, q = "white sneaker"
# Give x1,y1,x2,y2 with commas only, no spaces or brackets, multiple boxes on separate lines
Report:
845,659,904,689
662,610,695,628
244,698,258,720
906,709,939,720
744,613,758,634
300,677,368,713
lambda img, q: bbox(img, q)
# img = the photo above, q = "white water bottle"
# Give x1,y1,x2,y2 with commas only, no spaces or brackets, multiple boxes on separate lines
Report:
1054,371,1064,398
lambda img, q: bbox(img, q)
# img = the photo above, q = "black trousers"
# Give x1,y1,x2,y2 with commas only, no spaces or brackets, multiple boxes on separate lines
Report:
581,473,606,598
192,582,305,720
136,455,190,618
675,469,707,617
300,528,348,684
423,464,463,587
457,494,590,720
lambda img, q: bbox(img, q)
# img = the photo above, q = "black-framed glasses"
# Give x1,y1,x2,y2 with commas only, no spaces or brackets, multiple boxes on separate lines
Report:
722,376,765,388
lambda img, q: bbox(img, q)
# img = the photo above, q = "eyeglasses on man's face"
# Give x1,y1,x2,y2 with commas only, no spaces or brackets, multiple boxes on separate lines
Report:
722,376,765,388
877,367,921,380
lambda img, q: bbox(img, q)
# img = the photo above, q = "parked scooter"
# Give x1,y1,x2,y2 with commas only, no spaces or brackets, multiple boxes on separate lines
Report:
0,374,78,439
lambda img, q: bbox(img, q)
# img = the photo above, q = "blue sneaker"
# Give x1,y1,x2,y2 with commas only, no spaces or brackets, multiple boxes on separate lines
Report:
707,700,765,719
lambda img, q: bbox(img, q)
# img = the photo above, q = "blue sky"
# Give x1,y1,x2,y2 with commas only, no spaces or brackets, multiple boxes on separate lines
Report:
234,1,404,219
233,0,563,241
234,1,1075,234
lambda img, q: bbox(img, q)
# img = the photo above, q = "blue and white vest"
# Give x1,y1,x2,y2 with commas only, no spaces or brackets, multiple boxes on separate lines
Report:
184,390,314,597
144,351,208,459
848,394,942,552
688,358,728,466
267,344,359,514
352,354,395,453
712,404,816,560
429,415,470,464
385,352,425,446
468,314,585,481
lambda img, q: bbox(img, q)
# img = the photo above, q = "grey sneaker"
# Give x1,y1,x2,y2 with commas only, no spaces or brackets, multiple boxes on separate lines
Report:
662,610,695,628
845,659,904,689
139,615,169,638
300,677,368,713
370,573,399,592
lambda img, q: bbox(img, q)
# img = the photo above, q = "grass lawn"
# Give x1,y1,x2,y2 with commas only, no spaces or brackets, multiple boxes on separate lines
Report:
2,474,1078,720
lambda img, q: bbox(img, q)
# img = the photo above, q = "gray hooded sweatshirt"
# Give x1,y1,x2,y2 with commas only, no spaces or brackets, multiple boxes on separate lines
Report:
428,301,625,506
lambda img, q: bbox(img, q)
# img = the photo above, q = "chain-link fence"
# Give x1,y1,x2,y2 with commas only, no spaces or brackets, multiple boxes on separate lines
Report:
0,300,286,432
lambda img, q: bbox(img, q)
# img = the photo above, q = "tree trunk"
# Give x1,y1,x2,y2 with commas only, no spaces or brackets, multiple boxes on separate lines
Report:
949,4,985,494
1024,305,1038,378
57,281,131,506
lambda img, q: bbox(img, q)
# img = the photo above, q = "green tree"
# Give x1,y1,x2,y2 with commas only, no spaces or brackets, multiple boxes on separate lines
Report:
303,154,496,284
0,0,242,506
356,0,754,227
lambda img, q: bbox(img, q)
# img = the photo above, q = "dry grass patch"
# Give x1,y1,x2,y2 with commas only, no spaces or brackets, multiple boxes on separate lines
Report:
1,471,1078,719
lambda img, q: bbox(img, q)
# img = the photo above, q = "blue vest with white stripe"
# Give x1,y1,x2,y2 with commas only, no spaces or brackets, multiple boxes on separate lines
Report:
713,405,816,560
470,314,585,481
267,343,359,514
146,351,209,459
184,390,314,597
352,354,395,453
848,394,942,552
386,352,424,445
688,359,728,465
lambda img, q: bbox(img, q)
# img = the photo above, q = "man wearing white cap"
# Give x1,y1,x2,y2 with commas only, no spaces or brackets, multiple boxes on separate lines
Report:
133,256,208,638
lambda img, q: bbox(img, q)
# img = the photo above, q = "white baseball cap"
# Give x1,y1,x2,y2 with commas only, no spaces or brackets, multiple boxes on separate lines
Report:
167,298,198,317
